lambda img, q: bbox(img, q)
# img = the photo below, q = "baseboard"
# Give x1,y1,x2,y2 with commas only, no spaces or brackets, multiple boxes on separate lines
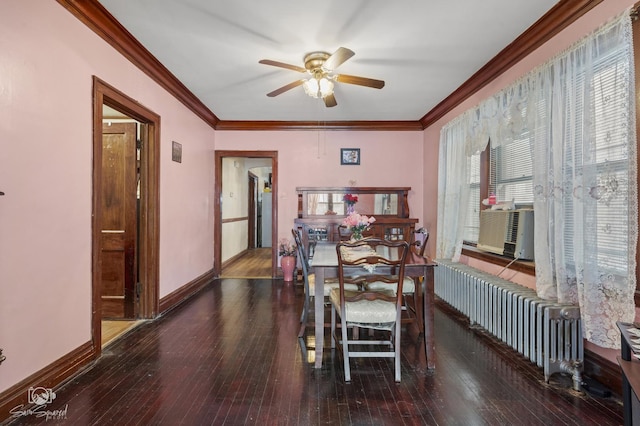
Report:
0,341,95,424
158,268,216,314
0,271,216,424
583,348,622,397
436,298,622,397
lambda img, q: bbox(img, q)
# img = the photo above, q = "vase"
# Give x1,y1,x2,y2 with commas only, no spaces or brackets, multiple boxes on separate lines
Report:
346,203,355,215
351,229,363,241
281,256,296,282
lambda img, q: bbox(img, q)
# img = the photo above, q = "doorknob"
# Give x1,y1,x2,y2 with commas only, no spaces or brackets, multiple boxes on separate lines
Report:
0,191,4,196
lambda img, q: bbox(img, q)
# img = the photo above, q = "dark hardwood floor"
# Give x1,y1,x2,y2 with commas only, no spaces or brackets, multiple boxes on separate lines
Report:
6,278,623,425
221,248,272,278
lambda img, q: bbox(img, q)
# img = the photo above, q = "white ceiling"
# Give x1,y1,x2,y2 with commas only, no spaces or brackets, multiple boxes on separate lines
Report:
98,0,559,122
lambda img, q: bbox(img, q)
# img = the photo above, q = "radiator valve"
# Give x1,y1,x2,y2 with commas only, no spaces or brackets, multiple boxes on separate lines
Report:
560,360,583,391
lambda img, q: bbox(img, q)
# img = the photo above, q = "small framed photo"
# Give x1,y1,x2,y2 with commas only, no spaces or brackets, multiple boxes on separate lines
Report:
340,148,360,165
172,141,182,163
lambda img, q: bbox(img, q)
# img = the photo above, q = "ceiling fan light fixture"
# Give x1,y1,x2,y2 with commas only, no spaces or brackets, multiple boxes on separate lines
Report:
303,76,334,99
260,47,383,107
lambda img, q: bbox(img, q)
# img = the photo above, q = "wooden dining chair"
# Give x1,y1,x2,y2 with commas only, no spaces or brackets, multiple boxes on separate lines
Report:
303,224,328,260
398,227,430,331
410,227,429,257
330,238,410,382
337,224,352,241
291,228,359,338
363,229,429,334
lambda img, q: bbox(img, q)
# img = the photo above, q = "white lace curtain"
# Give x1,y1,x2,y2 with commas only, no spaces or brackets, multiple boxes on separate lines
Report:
436,115,470,262
437,11,637,348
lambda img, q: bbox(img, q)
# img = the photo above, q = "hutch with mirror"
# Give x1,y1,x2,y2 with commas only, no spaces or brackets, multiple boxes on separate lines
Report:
294,187,418,242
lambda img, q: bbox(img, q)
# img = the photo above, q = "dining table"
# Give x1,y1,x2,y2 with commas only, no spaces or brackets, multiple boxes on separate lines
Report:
309,240,437,370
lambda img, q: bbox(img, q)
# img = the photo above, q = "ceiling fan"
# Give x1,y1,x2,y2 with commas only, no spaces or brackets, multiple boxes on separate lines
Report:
259,47,385,108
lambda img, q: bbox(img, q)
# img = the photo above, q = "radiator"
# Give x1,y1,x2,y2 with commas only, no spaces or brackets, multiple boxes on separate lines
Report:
435,259,583,390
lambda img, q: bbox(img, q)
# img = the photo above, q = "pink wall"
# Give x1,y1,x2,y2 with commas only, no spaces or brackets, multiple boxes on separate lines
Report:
421,131,439,257
214,130,426,247
0,0,632,399
0,1,217,393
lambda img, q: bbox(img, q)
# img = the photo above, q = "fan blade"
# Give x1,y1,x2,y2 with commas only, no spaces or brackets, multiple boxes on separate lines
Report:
335,74,385,89
322,47,355,71
259,59,307,73
266,80,305,97
323,93,337,108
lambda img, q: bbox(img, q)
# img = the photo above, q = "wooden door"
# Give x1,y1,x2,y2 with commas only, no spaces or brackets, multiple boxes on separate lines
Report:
101,122,137,319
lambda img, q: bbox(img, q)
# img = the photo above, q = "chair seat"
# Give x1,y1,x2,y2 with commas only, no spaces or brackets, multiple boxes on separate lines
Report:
364,276,416,294
309,273,359,297
329,288,397,324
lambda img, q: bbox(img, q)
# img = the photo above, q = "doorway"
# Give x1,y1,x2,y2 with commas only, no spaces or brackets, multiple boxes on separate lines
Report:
100,121,137,319
214,151,277,278
92,77,160,355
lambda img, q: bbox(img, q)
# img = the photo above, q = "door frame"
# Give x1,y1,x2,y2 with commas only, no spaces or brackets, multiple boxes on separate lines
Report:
248,171,258,249
214,151,277,277
92,77,160,354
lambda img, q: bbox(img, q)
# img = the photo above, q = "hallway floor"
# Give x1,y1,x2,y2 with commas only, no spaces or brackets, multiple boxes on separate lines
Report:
220,248,272,278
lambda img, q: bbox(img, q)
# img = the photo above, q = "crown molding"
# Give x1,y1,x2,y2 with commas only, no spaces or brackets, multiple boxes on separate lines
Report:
419,0,603,128
215,120,424,131
57,0,220,129
58,0,601,131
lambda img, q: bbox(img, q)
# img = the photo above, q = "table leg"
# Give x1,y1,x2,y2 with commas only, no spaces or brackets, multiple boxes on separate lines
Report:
621,331,632,426
423,266,436,370
314,267,325,368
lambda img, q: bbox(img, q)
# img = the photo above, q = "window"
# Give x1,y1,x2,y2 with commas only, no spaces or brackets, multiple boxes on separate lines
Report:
315,193,347,215
463,152,481,242
445,13,635,299
463,136,534,245
441,13,635,348
560,50,632,276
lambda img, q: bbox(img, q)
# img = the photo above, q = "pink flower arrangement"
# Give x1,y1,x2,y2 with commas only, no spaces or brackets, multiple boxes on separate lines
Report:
278,238,297,257
342,212,376,239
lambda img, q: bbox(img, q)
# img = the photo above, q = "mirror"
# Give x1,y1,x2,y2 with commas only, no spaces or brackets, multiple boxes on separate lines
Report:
297,187,410,218
305,193,398,216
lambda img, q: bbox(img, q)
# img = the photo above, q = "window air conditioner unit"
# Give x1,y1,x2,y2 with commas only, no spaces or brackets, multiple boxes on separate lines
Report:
477,209,535,260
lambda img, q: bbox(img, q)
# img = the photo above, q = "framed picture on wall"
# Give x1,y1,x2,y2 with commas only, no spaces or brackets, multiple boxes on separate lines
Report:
340,148,360,165
172,141,182,163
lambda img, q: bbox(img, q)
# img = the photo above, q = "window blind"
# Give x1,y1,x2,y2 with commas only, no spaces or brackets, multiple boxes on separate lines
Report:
489,135,534,206
561,48,632,275
464,153,481,242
